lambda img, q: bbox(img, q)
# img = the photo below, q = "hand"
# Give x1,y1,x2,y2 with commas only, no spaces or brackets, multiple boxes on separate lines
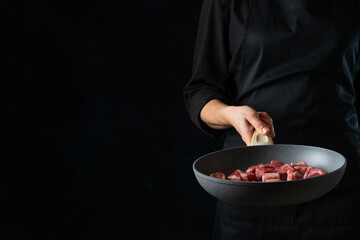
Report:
225,106,275,146
200,100,275,146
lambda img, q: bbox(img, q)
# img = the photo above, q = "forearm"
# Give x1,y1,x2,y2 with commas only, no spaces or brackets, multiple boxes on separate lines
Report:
200,99,233,129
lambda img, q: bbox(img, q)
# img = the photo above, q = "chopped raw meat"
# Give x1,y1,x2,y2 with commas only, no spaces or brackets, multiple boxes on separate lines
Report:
239,171,249,181
296,161,308,167
210,172,225,179
227,170,241,181
270,160,284,168
262,172,280,182
246,172,256,182
246,163,265,174
275,164,294,181
303,166,328,179
276,164,294,171
294,165,308,174
227,170,256,182
255,166,276,181
265,178,281,182
287,170,303,181
293,161,308,174
209,161,327,182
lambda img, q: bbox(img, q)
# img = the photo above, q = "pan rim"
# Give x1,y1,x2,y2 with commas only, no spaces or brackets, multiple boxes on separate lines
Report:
193,144,347,185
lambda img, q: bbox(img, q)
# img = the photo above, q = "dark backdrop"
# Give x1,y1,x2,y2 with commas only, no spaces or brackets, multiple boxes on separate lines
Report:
1,0,223,239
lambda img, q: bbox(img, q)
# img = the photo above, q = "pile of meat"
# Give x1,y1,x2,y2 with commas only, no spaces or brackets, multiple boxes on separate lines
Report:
209,160,328,182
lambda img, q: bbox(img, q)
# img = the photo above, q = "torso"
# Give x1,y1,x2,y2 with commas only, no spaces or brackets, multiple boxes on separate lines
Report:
216,0,360,236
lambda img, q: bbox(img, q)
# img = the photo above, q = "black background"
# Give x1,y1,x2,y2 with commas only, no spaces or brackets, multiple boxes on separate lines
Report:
1,0,224,239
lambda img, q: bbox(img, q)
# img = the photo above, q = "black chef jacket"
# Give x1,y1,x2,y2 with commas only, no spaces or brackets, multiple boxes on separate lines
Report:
184,0,360,239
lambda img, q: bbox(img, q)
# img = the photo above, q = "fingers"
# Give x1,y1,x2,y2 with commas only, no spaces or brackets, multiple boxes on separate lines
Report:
233,118,254,146
259,112,275,138
246,111,270,135
226,106,276,146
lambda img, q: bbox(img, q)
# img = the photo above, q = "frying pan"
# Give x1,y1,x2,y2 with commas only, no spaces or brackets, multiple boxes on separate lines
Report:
193,144,346,206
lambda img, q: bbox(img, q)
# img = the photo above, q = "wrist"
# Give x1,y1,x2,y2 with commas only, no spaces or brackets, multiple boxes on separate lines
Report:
221,105,237,127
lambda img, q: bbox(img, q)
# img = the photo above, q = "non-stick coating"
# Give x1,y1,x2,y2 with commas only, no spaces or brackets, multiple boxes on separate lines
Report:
193,145,346,206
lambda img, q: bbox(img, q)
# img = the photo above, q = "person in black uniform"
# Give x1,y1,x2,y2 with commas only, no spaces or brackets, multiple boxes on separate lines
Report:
184,0,360,239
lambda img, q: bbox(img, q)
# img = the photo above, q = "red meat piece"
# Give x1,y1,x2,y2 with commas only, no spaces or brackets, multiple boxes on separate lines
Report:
246,172,257,182
237,171,256,181
255,166,276,181
296,161,308,167
262,172,280,182
239,171,249,181
227,170,241,181
303,166,328,179
293,161,308,174
246,163,265,174
264,178,281,182
227,170,255,182
287,170,303,181
276,164,294,181
210,172,225,179
270,160,284,168
294,165,308,174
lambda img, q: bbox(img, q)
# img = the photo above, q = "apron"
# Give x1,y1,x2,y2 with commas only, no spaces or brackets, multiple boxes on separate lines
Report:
214,0,360,239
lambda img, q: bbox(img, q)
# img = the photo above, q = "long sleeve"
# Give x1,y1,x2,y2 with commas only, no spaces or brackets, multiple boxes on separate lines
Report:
183,0,233,138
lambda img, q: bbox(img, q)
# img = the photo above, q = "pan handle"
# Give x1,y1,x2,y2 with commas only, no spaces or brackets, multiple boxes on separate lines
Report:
251,130,274,146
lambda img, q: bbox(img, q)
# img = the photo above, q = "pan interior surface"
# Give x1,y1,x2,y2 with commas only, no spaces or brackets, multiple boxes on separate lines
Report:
193,144,346,206
194,144,345,177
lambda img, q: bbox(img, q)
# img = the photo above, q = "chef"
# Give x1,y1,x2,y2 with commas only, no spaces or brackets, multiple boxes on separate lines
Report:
183,0,360,239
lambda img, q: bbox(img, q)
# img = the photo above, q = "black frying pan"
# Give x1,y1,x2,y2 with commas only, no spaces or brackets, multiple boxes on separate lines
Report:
193,144,346,206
